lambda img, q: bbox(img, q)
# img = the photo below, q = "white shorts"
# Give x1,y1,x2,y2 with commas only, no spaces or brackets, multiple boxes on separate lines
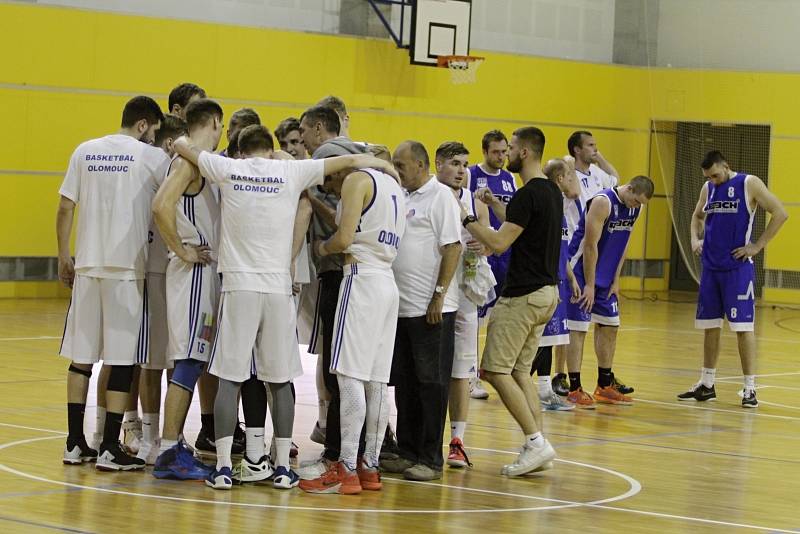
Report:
330,264,399,383
59,274,146,365
141,272,172,370
166,258,220,363
452,297,479,379
209,291,302,383
297,277,321,355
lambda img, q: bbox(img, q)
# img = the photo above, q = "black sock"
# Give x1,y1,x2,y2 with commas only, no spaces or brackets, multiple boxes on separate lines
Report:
535,346,553,377
201,413,215,435
568,372,582,392
102,411,124,447
67,403,86,447
598,367,613,388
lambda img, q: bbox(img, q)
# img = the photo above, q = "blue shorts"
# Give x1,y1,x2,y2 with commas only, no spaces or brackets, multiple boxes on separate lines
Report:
478,253,511,318
695,262,755,332
539,278,570,347
566,270,619,332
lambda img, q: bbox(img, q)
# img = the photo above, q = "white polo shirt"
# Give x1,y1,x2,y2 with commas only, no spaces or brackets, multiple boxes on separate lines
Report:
564,163,617,235
393,176,462,318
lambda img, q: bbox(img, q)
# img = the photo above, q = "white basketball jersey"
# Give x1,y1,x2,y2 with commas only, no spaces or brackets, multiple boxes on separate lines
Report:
175,179,220,257
338,169,406,270
147,169,169,274
564,163,618,235
457,187,476,245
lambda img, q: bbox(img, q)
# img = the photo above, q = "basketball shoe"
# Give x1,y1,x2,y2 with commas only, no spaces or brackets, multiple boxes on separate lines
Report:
469,376,490,399
540,392,575,411
232,454,274,483
447,437,473,468
677,382,716,402
299,461,360,494
594,385,634,405
567,387,596,409
96,441,146,471
153,441,213,480
205,467,233,490
63,438,97,465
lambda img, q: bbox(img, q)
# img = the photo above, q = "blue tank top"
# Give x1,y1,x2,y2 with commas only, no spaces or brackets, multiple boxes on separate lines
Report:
702,173,754,271
559,216,569,281
468,164,516,231
569,188,640,288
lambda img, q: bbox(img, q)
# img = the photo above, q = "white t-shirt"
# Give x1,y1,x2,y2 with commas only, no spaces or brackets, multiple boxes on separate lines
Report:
197,152,324,295
392,177,462,317
146,158,170,274
564,163,618,236
59,134,170,279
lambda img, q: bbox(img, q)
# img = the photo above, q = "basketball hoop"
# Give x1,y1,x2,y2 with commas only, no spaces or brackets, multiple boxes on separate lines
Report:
437,55,484,85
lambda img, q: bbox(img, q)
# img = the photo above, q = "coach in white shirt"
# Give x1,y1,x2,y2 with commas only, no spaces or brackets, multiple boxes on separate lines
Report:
380,141,462,482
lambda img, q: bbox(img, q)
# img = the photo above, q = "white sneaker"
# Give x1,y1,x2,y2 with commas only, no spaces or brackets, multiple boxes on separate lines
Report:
63,441,97,465
469,376,489,400
123,419,143,455
502,440,556,477
540,393,576,411
232,455,274,483
296,457,333,480
136,439,160,465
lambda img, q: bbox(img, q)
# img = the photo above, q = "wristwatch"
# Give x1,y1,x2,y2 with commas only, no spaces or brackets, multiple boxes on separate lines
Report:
462,214,477,227
434,285,446,296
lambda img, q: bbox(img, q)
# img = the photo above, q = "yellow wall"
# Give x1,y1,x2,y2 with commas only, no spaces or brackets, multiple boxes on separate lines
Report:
1,3,798,303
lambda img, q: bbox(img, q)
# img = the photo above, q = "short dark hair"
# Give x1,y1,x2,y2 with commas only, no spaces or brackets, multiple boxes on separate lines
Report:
701,150,727,170
629,175,655,199
481,130,507,152
154,114,187,146
300,105,341,136
226,135,240,159
275,117,301,141
567,130,592,158
168,83,206,112
230,108,261,128
184,98,223,130
316,95,347,117
403,140,430,168
121,96,164,128
513,126,546,159
543,158,569,181
435,141,469,161
238,124,274,155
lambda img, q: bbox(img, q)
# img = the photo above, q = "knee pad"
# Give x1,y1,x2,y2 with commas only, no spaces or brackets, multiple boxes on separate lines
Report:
170,358,205,392
68,364,92,379
107,365,135,392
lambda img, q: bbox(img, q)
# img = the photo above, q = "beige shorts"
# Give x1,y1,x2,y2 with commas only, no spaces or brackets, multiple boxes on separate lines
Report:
480,285,558,375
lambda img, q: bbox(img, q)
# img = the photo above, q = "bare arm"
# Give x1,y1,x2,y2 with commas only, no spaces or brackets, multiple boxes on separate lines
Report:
317,172,372,256
308,189,339,231
466,197,492,255
464,219,523,255
594,152,620,181
427,241,463,325
172,136,202,167
152,158,211,264
56,196,76,288
578,196,610,311
322,154,399,182
733,176,789,260
475,187,507,222
690,185,709,256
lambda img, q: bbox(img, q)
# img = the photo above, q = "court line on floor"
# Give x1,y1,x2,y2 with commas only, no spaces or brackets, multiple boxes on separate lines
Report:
0,514,93,534
635,398,800,421
716,371,800,380
0,336,61,341
755,400,800,410
0,422,67,434
0,433,638,515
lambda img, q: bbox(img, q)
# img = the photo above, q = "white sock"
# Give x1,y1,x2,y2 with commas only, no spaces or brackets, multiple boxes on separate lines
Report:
141,413,159,444
95,407,107,437
123,410,139,424
215,436,233,470
537,376,553,397
525,432,544,448
318,399,329,429
451,421,466,441
701,367,716,388
160,438,178,454
744,375,755,392
274,437,292,469
245,427,265,461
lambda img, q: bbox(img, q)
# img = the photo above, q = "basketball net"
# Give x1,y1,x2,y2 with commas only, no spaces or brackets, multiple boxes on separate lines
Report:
438,55,484,85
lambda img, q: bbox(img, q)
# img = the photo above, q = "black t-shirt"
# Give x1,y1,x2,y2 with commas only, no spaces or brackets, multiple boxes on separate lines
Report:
502,177,563,297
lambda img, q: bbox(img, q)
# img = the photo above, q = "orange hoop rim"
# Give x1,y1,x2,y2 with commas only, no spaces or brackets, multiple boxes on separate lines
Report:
436,55,485,68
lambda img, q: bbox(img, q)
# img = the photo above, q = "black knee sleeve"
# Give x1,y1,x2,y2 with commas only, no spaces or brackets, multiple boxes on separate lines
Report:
107,365,135,393
68,364,92,379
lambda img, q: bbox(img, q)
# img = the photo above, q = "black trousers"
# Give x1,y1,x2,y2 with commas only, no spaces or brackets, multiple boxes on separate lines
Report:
391,312,456,470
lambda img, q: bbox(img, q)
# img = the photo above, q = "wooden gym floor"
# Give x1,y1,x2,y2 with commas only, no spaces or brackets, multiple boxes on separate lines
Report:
0,296,798,533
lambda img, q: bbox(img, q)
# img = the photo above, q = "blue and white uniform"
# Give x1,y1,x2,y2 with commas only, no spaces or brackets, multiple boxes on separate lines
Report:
567,187,640,331
539,209,572,346
166,157,221,363
330,169,406,383
468,164,516,317
695,173,756,331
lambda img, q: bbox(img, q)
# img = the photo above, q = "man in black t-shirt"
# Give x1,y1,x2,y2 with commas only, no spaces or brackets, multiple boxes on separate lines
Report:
462,126,566,478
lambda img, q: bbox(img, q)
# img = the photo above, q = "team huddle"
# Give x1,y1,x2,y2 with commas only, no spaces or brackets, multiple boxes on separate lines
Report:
56,82,788,493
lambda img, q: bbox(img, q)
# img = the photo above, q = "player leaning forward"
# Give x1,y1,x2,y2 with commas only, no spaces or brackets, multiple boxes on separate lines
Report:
678,150,787,407
172,125,397,490
58,96,169,470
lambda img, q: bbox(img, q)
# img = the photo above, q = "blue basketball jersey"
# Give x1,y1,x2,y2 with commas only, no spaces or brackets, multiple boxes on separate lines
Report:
559,215,569,281
468,164,516,230
569,187,640,288
702,173,754,271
